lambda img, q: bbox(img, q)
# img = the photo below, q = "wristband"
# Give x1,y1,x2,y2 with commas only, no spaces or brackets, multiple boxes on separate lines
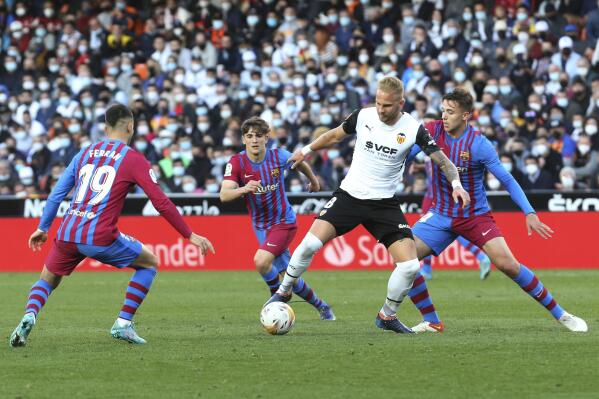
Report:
451,180,462,189
300,146,313,156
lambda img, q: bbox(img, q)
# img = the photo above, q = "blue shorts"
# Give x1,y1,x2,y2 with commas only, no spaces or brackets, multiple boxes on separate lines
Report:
412,211,502,256
77,233,143,269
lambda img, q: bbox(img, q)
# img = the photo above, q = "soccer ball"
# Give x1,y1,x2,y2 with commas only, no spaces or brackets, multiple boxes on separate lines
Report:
260,302,295,335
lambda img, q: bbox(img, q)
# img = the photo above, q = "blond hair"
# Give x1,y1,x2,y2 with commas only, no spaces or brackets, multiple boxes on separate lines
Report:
377,76,404,100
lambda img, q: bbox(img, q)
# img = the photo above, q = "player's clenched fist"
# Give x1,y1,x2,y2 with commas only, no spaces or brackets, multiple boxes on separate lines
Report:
189,233,216,255
243,180,262,194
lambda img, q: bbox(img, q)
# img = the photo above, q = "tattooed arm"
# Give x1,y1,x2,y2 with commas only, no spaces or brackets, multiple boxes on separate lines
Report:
429,150,471,208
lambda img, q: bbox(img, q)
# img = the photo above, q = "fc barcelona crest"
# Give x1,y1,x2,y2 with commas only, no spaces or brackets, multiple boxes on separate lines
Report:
397,133,406,144
271,167,280,178
459,151,470,161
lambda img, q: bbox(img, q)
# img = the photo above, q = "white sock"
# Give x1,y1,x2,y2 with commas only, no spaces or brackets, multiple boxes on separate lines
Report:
279,232,323,292
117,317,132,327
380,259,421,317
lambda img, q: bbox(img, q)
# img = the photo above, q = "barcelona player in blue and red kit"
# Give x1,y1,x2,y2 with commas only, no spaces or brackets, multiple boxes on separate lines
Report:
407,89,587,333
9,104,215,347
220,117,334,320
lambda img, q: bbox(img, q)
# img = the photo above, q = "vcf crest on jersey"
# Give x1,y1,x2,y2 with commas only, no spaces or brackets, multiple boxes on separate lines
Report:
396,133,406,144
270,167,280,178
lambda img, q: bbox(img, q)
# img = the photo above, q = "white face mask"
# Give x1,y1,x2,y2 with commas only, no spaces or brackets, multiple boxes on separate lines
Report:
487,178,500,190
560,176,574,189
206,183,219,193
290,184,302,193
172,166,185,176
585,124,598,135
183,183,197,193
533,85,545,95
578,144,591,155
525,164,539,175
501,162,513,173
532,144,548,156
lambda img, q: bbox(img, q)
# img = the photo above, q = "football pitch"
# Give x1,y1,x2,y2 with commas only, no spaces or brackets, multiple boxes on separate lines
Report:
1,270,598,399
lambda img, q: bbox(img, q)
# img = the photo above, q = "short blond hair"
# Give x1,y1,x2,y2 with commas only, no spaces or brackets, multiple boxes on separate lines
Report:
377,76,404,100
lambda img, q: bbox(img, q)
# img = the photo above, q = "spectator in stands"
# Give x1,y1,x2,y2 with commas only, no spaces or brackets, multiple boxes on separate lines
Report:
521,156,555,190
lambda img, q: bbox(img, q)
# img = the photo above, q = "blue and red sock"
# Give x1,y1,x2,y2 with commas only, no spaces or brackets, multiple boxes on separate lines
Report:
25,279,54,317
421,256,433,278
118,267,157,321
261,267,281,294
409,273,441,324
512,264,564,319
294,278,325,309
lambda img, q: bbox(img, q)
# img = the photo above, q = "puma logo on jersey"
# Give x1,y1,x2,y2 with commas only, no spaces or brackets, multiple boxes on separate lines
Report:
365,141,398,155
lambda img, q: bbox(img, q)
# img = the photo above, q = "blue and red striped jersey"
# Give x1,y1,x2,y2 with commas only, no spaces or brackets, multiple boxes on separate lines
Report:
419,120,534,218
223,148,296,230
39,139,192,245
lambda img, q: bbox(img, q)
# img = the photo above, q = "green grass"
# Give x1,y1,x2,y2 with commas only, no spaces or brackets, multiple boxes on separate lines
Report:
1,270,598,399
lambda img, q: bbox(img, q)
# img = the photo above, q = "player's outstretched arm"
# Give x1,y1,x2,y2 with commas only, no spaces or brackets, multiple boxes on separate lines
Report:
188,232,216,255
429,150,470,208
295,161,320,192
219,180,261,202
289,125,348,169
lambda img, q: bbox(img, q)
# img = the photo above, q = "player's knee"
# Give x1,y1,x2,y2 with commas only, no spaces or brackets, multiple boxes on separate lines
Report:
494,256,518,274
253,254,271,273
298,232,323,256
396,258,421,277
148,252,159,268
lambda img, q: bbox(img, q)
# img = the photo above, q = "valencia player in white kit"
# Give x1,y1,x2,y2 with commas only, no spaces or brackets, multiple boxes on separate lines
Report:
265,77,470,333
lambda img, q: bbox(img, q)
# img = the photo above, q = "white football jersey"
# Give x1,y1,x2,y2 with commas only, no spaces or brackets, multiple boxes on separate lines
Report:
339,107,439,200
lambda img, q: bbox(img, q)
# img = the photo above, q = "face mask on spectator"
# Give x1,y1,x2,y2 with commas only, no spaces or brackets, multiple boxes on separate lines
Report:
328,149,340,159
212,20,224,29
58,96,70,106
403,15,414,24
578,144,591,155
516,12,528,21
320,114,333,125
49,64,60,73
330,106,341,114
549,72,559,81
198,122,210,132
310,102,321,113
23,81,35,91
556,97,568,108
381,64,392,73
561,175,574,188
60,137,71,148
173,166,185,176
44,8,54,17
529,102,541,112
485,85,498,95
135,141,148,152
326,73,338,84
348,68,359,78
5,62,17,72
501,162,513,173
478,115,491,125
577,67,589,77
161,137,173,148
272,118,283,128
137,124,149,135
206,183,219,193
183,183,196,193
533,85,545,95
499,118,510,128
68,124,80,134
267,18,277,28
475,11,486,21
532,144,548,156
340,16,350,26
247,15,259,26
499,85,511,95
290,184,302,193
525,164,538,175
487,178,500,190
383,34,394,44
471,55,483,67
454,71,466,83
13,130,27,140
358,54,369,64
585,124,597,135
39,98,51,108
180,140,192,151
221,109,232,119
337,55,349,66
463,12,473,22
147,91,159,104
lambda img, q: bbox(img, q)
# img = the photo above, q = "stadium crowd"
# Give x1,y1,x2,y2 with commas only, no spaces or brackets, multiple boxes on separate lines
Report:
0,0,599,199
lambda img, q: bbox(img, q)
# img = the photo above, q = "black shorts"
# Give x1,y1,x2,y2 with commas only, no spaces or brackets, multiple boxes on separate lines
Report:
317,189,413,247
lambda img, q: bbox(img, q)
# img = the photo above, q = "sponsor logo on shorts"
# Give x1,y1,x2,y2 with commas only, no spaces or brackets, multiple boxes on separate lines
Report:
319,210,327,217
266,243,277,247
482,229,492,236
398,224,411,229
323,237,355,267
